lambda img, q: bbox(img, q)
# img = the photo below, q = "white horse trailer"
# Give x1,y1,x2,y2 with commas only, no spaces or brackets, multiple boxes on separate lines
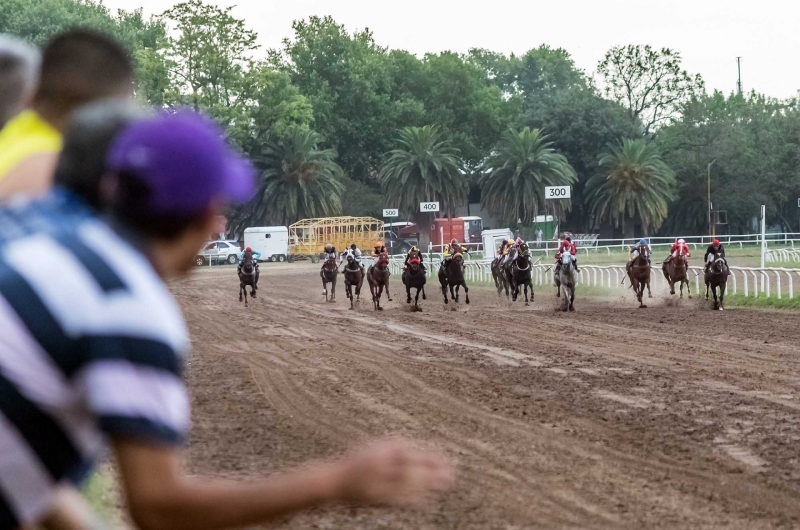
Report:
482,228,514,258
244,226,289,262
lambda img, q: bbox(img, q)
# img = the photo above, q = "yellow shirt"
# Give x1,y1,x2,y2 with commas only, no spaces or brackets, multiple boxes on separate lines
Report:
0,111,62,181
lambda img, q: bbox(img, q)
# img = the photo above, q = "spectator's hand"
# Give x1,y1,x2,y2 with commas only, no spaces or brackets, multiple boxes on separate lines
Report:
332,438,454,506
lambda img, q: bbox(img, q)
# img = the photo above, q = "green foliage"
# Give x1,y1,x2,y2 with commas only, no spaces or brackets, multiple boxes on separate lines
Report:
479,128,577,225
379,126,467,245
229,129,345,232
597,45,704,135
587,138,676,235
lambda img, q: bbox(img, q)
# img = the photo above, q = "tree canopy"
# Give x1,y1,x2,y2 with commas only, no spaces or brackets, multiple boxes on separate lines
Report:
3,0,799,236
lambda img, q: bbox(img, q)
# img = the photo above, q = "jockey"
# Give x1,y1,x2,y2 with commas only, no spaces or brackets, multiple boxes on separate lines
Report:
443,238,468,268
237,246,261,274
704,239,726,271
628,238,651,265
370,243,388,268
404,245,426,270
341,243,364,272
554,236,578,272
665,238,690,263
497,238,511,262
321,243,337,269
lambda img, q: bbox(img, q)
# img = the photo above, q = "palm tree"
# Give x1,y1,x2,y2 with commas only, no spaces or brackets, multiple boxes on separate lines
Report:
479,128,577,226
229,129,345,233
586,138,676,237
379,126,467,249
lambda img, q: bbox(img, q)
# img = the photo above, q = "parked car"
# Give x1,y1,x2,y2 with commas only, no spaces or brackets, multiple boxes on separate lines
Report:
195,240,242,266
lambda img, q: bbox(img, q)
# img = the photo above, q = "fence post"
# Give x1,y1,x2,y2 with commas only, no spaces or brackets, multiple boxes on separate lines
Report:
730,269,737,295
750,270,759,298
743,271,749,297
775,271,781,299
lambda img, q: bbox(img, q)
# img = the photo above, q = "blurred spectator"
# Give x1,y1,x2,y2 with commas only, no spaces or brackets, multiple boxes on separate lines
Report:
0,34,40,129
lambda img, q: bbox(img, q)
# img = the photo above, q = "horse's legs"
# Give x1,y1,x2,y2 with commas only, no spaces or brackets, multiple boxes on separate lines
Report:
376,285,384,310
321,275,329,302
414,287,422,311
647,280,652,298
331,275,337,302
463,282,470,305
712,285,719,309
385,281,392,302
569,284,575,311
719,283,726,310
422,285,427,300
523,282,530,306
406,283,412,304
440,280,449,305
449,284,457,303
242,284,249,307
705,282,710,301
239,283,243,302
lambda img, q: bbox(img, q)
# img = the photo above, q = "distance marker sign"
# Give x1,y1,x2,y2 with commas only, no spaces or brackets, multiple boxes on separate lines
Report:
420,202,440,212
544,186,571,199
383,208,399,217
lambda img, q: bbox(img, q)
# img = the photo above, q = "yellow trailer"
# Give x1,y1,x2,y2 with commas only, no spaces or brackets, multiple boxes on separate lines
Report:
289,216,385,262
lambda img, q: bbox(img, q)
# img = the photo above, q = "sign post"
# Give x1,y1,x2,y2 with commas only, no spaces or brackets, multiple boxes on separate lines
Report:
382,208,399,218
544,186,571,200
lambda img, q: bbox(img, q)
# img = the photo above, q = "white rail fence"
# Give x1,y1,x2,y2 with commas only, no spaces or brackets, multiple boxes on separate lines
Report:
427,233,800,256
385,257,800,301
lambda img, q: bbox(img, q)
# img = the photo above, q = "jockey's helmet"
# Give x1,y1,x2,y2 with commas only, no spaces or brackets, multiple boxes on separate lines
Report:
713,239,720,246
410,246,419,252
350,243,357,250
565,236,572,242
451,238,458,245
325,243,333,251
245,246,251,252
639,238,647,245
678,238,686,244
516,237,523,244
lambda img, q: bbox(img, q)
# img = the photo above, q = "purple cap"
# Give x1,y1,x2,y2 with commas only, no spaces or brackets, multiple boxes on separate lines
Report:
107,111,255,216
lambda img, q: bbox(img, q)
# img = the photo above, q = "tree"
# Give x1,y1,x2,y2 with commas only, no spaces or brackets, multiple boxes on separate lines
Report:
586,138,676,236
379,126,467,249
597,45,704,135
479,128,577,225
229,129,345,233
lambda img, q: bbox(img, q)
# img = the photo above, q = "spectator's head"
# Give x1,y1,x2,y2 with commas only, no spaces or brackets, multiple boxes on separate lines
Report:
54,100,151,210
35,29,133,129
103,111,255,274
0,35,40,128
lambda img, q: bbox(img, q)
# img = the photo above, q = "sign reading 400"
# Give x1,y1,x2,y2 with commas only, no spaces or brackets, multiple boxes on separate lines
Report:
419,202,440,212
544,186,571,199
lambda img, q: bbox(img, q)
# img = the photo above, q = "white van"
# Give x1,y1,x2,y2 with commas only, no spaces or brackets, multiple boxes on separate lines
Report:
243,226,289,262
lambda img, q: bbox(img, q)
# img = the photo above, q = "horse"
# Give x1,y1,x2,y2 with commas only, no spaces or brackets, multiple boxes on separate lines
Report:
705,256,729,310
554,251,575,312
367,252,392,311
491,254,511,298
342,255,364,310
238,254,258,307
438,252,470,305
320,256,338,303
510,246,534,306
402,256,427,311
663,249,691,298
627,250,652,308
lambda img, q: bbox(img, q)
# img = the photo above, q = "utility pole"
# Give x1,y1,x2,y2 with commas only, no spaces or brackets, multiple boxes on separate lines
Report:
736,57,743,95
707,159,716,240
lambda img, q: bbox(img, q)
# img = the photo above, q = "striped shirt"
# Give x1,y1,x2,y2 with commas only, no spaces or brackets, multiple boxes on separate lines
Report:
0,189,189,529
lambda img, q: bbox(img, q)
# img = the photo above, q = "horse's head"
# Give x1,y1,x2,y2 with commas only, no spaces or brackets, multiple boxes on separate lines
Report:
242,260,254,274
452,252,463,265
377,253,389,268
345,255,360,271
408,257,421,272
712,257,728,274
561,252,573,266
323,257,337,272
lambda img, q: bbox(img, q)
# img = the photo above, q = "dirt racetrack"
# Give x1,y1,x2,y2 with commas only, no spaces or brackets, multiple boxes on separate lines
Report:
172,263,800,529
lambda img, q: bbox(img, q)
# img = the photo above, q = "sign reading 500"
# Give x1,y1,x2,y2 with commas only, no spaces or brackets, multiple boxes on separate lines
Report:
544,186,571,199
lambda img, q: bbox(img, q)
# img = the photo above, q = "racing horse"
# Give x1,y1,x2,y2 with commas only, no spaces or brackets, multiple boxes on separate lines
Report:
662,248,691,298
367,252,392,311
238,253,258,307
342,255,364,310
554,251,575,312
438,252,470,305
510,245,534,306
491,254,511,298
320,256,338,303
402,256,427,311
705,256,729,310
627,249,652,308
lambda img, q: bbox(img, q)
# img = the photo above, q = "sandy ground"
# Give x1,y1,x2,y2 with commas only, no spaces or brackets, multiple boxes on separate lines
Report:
170,263,800,529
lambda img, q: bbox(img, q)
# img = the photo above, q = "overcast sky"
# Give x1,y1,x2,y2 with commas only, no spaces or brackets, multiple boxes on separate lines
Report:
104,0,799,99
